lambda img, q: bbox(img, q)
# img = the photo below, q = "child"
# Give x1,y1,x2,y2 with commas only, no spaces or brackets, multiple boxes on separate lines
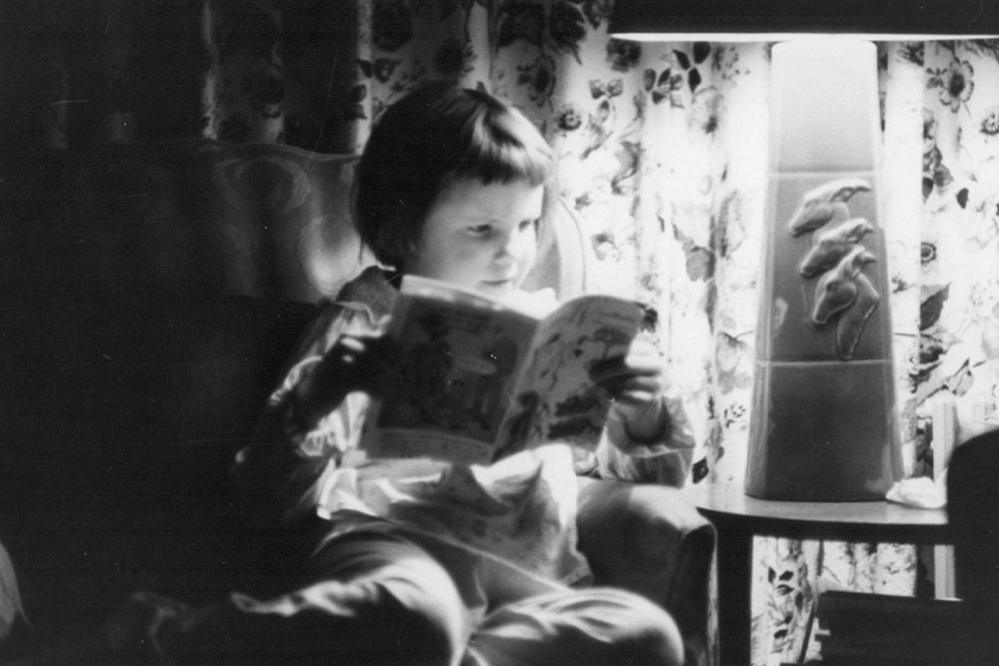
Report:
108,82,695,665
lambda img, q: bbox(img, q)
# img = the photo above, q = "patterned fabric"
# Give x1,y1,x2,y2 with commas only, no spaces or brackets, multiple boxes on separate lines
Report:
201,2,286,143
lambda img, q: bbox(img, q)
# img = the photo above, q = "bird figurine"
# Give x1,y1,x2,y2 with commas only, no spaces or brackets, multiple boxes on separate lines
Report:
799,217,875,277
836,271,880,360
811,246,875,325
787,177,872,236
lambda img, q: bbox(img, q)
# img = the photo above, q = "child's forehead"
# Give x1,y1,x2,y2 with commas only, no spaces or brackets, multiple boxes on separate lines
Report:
430,178,544,218
442,174,533,192
439,176,541,200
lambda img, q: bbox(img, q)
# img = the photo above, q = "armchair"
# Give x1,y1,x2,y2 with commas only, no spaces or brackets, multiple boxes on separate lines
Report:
0,139,714,662
948,428,999,664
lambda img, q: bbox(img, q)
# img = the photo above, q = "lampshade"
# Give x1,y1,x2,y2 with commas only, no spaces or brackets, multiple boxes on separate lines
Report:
609,0,999,42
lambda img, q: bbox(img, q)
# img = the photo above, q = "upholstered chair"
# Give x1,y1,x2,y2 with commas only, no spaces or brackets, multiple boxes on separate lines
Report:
0,140,714,663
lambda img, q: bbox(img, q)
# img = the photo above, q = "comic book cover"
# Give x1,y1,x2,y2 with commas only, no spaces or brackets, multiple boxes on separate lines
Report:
361,275,645,464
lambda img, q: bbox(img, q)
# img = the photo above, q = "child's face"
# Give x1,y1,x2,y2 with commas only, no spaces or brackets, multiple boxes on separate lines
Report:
402,178,544,300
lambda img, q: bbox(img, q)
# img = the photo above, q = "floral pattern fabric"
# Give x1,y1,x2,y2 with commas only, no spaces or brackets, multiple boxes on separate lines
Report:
203,6,999,662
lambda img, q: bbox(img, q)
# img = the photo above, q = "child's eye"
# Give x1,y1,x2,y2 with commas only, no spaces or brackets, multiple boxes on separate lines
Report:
467,224,492,236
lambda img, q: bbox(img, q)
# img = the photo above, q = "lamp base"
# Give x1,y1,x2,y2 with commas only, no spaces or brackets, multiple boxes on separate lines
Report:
745,39,905,502
745,358,902,501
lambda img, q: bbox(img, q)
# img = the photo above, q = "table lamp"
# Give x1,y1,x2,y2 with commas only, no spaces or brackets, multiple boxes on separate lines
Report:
610,1,997,500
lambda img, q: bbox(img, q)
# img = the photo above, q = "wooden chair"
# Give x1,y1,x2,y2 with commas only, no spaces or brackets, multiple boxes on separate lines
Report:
807,427,999,664
948,427,999,664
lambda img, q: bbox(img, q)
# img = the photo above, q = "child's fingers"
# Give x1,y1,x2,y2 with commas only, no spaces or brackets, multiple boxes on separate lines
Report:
314,333,397,394
594,355,667,415
594,339,673,441
335,334,398,369
589,354,659,382
589,353,663,390
590,338,663,379
598,373,664,402
336,335,367,365
610,388,662,410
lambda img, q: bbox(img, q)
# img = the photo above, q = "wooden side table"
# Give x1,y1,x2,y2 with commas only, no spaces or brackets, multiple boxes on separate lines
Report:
682,482,951,665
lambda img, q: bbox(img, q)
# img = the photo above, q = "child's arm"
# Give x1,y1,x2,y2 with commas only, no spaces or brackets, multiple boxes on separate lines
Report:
588,337,695,486
231,304,397,526
289,331,397,431
589,337,669,439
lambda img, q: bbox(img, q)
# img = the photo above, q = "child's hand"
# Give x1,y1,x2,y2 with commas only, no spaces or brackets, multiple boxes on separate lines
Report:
293,332,399,430
589,337,669,443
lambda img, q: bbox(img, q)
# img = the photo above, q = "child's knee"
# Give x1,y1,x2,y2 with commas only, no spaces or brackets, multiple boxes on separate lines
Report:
304,532,471,663
613,592,685,666
561,588,682,666
210,541,470,665
368,589,466,666
313,558,468,665
471,587,684,666
374,557,469,664
218,575,468,665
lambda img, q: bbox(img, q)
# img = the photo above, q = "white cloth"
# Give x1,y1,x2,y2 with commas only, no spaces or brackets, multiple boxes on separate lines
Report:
886,476,947,509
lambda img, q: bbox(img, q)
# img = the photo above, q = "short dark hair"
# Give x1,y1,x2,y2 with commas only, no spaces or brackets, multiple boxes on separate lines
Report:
353,82,554,268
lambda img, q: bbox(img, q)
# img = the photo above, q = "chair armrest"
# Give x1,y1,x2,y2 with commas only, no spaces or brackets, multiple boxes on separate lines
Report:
576,477,715,657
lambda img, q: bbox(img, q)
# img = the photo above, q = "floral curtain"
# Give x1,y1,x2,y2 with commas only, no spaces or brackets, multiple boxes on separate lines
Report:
15,1,999,663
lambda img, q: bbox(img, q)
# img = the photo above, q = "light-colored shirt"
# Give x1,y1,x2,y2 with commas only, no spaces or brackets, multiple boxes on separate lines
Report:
235,267,695,584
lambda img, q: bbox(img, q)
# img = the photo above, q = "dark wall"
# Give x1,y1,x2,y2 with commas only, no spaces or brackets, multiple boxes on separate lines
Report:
1,1,206,152
1,0,358,154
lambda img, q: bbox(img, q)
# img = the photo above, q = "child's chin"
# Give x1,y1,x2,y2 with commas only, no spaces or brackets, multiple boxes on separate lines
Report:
497,288,555,316
476,281,517,298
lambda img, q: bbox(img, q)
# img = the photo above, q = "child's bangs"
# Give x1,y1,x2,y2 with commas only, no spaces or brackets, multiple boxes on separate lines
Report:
459,111,553,186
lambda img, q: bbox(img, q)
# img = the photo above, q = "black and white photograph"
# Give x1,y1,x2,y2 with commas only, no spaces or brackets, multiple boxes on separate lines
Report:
1,1,998,663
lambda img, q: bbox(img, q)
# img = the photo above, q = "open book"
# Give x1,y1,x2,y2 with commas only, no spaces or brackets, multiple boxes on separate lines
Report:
360,275,647,465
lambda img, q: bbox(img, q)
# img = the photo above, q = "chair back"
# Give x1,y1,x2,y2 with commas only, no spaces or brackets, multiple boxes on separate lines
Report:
947,428,999,663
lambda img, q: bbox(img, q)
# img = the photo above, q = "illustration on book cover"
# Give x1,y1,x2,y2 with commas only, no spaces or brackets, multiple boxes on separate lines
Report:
363,276,645,464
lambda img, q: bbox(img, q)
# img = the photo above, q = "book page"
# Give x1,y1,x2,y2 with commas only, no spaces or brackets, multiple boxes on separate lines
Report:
362,276,539,465
494,295,644,457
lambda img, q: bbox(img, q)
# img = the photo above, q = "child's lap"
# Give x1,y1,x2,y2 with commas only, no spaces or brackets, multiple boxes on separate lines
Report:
303,516,681,665
307,512,567,616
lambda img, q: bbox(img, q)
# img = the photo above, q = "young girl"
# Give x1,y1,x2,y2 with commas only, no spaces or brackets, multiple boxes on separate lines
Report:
109,82,695,665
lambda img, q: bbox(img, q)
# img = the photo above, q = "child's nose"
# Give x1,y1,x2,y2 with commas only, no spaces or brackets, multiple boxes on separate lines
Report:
497,226,529,259
495,231,517,259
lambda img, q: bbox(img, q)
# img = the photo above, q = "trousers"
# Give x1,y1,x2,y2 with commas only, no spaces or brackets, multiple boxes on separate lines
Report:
146,520,684,666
